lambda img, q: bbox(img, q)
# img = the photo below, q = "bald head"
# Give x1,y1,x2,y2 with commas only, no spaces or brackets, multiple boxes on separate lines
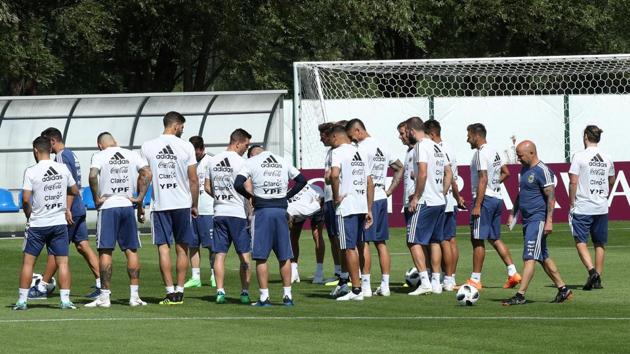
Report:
515,140,539,166
97,132,117,150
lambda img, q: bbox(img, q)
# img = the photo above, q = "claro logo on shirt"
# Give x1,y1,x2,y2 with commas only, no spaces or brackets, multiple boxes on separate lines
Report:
42,167,62,182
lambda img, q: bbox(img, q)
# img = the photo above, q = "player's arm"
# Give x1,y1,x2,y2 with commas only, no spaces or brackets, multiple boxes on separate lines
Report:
499,164,510,183
234,175,253,199
88,167,104,208
568,173,578,211
507,195,520,228
364,174,374,229
385,159,404,196
472,170,487,218
204,177,214,198
286,173,307,199
66,184,79,225
451,174,466,209
330,166,341,208
134,166,152,223
324,168,332,185
22,190,32,220
442,164,453,196
543,184,555,235
608,161,616,193
187,164,199,217
410,161,427,212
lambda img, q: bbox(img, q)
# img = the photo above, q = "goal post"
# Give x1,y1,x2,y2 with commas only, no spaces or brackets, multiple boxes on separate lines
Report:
293,54,630,168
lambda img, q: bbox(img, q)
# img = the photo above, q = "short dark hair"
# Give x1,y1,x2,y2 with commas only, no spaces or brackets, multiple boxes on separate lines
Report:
41,127,64,143
318,122,333,133
163,111,186,127
189,136,204,150
247,145,264,158
423,119,441,136
33,136,51,153
405,116,424,132
230,128,252,144
97,131,113,144
584,125,603,143
335,120,348,128
467,123,487,138
397,121,407,129
330,124,347,136
345,118,366,132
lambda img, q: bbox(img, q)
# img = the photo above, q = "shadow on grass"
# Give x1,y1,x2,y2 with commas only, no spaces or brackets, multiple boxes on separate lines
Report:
5,303,59,309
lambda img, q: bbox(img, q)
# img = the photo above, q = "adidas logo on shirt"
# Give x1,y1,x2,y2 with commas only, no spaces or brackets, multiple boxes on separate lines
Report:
374,147,386,162
351,152,364,166
42,166,62,182
156,145,177,160
261,155,281,168
108,151,130,165
213,157,233,172
589,153,607,167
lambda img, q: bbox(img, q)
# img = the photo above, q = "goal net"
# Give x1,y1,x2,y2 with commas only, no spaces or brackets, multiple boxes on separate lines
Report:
293,55,630,168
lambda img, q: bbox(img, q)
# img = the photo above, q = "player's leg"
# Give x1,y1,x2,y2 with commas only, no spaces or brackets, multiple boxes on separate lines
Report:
358,240,371,296
592,214,608,288
489,199,520,287
152,210,177,304
125,249,146,306
542,257,572,303
232,216,252,303
441,209,456,290
571,214,599,289
373,241,391,296
503,221,541,306
86,209,116,308
252,209,273,306
85,249,113,308
311,215,326,283
71,215,101,295
171,208,193,303
289,217,304,283
185,216,202,288
36,255,57,296
336,215,364,301
16,226,45,309
370,199,390,295
50,225,74,309
157,244,174,290
174,243,189,292
272,208,295,306
117,206,146,306
449,237,459,284
469,211,486,289
323,201,341,283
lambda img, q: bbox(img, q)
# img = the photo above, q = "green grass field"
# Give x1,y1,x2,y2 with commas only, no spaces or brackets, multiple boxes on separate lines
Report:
1,222,629,353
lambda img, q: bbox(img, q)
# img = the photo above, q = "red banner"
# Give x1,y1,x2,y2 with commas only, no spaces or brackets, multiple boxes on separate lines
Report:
300,161,630,227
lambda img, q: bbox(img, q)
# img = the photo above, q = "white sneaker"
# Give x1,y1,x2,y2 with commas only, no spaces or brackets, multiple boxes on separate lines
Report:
408,284,432,296
85,296,111,308
312,274,324,284
330,284,350,298
443,280,455,292
431,279,443,294
336,291,364,301
362,285,372,298
291,272,301,284
373,286,391,297
129,297,148,307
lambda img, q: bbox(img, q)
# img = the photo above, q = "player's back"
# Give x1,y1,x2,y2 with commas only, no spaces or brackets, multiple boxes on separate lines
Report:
359,136,390,201
332,143,367,216
56,148,85,216
24,160,75,227
570,147,614,215
242,151,299,207
207,150,246,218
141,134,195,211
91,146,146,209
470,143,503,199
415,138,447,206
288,183,322,216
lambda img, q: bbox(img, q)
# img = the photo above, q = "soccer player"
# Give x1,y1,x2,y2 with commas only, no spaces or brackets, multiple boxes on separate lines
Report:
235,146,307,306
424,120,466,291
345,119,404,297
568,125,615,290
328,124,373,301
287,183,326,284
503,140,573,305
15,137,79,310
405,117,452,296
205,129,252,304
184,136,216,289
29,127,100,300
85,132,151,308
141,111,199,305
466,123,521,289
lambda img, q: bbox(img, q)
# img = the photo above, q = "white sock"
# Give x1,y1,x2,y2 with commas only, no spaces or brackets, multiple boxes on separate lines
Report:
315,263,324,275
95,278,101,288
444,275,453,285
211,269,215,278
334,264,342,274
381,274,390,289
260,288,269,302
37,281,48,293
507,264,517,276
432,273,441,282
419,271,430,285
361,274,371,287
18,288,28,303
192,267,201,280
452,274,457,284
130,285,139,298
471,272,481,282
283,286,292,299
291,262,298,273
60,289,70,303
166,286,175,294
101,289,111,299
175,286,184,293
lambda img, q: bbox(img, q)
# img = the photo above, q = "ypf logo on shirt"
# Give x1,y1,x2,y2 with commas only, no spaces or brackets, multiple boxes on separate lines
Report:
156,145,177,160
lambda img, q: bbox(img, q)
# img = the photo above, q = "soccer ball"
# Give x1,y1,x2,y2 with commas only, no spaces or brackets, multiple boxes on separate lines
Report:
31,273,43,288
404,267,421,288
30,273,56,295
456,284,480,306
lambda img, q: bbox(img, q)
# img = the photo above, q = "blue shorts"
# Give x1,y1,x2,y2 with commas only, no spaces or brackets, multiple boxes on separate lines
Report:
363,199,389,242
523,220,548,262
443,208,458,241
470,196,502,240
338,213,365,250
323,201,338,237
406,204,446,245
252,208,292,261
68,214,88,244
151,209,193,246
571,213,608,245
24,225,69,257
192,215,213,249
213,216,250,254
96,207,140,251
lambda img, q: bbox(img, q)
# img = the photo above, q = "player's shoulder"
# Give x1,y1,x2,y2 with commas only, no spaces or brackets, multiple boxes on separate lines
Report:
534,161,553,179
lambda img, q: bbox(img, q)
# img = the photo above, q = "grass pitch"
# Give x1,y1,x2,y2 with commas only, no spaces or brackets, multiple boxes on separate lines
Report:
1,222,629,353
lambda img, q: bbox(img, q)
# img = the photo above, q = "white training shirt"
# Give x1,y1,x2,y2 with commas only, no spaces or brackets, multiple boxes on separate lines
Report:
23,160,76,227
331,143,368,216
569,146,615,215
141,134,196,211
413,138,447,206
238,151,300,199
196,154,214,216
359,136,393,202
439,141,459,211
288,184,323,217
324,148,333,202
470,143,504,199
207,150,247,218
403,147,415,207
90,146,148,210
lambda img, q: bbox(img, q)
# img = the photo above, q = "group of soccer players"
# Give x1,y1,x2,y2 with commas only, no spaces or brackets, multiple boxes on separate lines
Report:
14,109,614,309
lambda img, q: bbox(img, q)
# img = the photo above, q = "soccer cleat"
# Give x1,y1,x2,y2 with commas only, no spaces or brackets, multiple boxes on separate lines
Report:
325,278,340,286
431,279,443,294
465,278,483,290
60,301,77,310
373,287,391,297
312,274,325,284
443,280,455,292
330,283,350,298
28,286,47,300
362,286,373,298
551,289,573,303
583,271,600,290
216,291,227,304
210,274,216,288
84,296,111,308
129,297,148,307
502,294,527,306
13,301,27,311
282,295,294,306
408,284,432,296
503,273,522,289
159,293,178,305
336,291,364,301
45,282,56,296
86,286,101,299
184,278,202,288
252,299,272,307
593,275,603,289
240,292,251,304
291,272,301,284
